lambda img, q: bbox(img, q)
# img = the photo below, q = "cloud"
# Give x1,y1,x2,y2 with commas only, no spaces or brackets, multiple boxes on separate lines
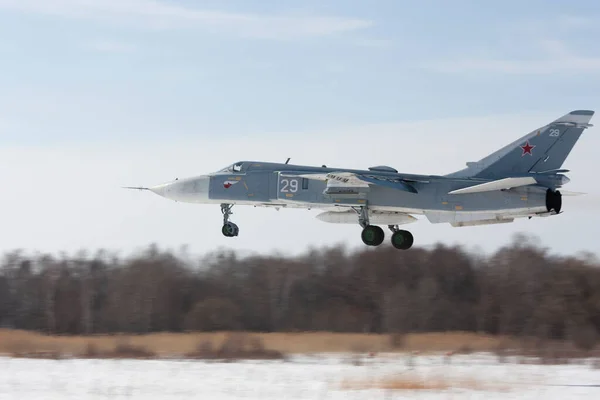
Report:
88,39,135,53
0,0,372,39
560,15,595,29
423,12,600,76
354,38,393,48
0,117,9,134
537,39,570,56
426,56,600,74
510,14,598,38
425,37,600,75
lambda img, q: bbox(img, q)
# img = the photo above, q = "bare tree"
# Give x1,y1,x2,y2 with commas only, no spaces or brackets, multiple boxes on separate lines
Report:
0,236,598,343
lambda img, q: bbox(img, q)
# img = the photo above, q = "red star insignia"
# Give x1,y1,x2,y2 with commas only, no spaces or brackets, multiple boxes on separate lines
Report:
520,141,535,156
223,180,239,189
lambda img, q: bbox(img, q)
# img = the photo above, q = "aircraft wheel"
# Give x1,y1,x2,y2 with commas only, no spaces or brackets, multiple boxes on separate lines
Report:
361,225,384,246
222,222,239,237
391,230,413,250
545,189,562,214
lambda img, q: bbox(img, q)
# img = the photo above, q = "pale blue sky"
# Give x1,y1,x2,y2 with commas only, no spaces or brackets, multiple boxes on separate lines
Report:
2,0,600,143
1,1,599,257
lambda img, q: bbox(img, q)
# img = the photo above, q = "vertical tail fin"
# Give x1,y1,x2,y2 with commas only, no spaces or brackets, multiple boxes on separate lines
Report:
447,110,594,178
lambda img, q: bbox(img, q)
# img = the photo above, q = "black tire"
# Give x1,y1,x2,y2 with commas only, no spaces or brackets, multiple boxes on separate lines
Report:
222,222,239,237
361,225,384,246
391,230,414,250
545,189,562,214
222,224,232,237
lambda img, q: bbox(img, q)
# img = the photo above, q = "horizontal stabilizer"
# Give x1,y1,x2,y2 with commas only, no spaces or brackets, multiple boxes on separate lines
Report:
560,190,586,196
448,176,537,195
535,169,570,174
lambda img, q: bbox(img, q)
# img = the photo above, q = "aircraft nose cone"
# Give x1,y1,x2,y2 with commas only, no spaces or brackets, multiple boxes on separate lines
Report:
147,176,210,202
148,182,171,197
194,176,209,200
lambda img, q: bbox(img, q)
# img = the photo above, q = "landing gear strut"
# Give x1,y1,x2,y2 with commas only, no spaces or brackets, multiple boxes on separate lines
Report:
221,204,239,237
353,207,413,249
354,206,384,246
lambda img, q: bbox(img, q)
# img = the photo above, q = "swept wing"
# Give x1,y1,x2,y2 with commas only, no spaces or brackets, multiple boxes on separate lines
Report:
297,171,421,194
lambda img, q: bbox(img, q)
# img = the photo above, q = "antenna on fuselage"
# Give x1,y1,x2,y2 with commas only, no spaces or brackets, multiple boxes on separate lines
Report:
285,158,291,164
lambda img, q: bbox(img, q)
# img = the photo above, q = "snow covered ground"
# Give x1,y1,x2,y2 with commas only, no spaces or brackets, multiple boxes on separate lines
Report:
1,353,599,399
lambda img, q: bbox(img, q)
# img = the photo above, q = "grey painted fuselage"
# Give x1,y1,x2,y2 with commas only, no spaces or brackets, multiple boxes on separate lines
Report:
134,110,594,230
157,161,547,226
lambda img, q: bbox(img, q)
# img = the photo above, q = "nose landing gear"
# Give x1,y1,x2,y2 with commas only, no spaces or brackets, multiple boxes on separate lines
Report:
222,222,239,237
221,204,239,237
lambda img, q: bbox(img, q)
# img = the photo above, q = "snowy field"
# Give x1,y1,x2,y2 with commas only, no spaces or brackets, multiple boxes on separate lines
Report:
1,353,599,399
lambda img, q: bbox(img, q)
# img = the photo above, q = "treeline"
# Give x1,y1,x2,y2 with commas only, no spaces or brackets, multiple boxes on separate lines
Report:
0,234,599,346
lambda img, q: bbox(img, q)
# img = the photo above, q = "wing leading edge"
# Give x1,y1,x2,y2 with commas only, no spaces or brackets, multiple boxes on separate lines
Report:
298,171,420,194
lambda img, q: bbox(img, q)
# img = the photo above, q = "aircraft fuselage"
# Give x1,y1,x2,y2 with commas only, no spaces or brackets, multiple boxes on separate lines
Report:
150,161,552,227
128,109,593,249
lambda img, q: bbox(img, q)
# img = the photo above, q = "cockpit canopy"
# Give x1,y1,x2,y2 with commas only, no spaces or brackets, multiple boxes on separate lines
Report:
217,162,244,173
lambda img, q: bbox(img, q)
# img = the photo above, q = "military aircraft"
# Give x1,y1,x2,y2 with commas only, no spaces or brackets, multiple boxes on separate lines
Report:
126,110,594,250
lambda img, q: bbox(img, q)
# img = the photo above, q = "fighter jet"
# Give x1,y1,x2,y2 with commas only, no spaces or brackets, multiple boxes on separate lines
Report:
126,110,594,250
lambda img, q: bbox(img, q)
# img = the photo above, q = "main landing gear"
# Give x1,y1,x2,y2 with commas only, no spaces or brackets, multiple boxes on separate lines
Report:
354,206,414,250
221,203,239,237
389,225,414,250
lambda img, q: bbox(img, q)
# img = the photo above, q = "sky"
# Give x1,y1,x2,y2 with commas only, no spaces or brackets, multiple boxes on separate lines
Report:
1,0,600,259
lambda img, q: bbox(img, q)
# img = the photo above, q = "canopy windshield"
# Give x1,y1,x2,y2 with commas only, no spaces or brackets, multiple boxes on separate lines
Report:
217,162,244,173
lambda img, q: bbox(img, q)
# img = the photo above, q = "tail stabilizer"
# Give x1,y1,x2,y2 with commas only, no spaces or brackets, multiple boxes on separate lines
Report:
447,110,594,178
